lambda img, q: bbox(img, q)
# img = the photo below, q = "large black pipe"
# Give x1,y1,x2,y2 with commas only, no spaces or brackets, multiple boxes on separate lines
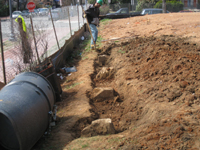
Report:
0,72,56,150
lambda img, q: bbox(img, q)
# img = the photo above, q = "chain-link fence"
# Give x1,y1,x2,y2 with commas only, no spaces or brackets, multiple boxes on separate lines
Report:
0,4,90,83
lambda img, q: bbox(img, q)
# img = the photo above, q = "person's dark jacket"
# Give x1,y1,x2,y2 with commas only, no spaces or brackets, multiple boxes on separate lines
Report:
83,4,100,26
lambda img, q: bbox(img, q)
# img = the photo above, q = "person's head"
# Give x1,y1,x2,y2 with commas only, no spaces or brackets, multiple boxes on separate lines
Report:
95,0,103,7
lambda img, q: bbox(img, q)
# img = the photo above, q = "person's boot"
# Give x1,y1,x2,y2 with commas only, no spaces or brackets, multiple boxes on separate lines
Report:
91,44,95,50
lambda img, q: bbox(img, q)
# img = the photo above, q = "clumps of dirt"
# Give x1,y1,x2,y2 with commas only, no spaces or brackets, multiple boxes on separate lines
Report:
99,38,133,55
99,43,116,55
71,115,99,138
88,35,200,149
95,67,115,80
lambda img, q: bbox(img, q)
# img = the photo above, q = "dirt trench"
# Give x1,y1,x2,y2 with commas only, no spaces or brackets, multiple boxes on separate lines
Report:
33,34,200,150
70,35,200,149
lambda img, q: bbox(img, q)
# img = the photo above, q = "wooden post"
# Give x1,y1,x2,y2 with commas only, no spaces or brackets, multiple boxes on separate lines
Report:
0,19,7,84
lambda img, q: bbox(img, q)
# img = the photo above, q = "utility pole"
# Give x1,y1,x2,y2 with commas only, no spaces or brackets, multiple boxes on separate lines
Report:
162,0,166,13
9,0,15,41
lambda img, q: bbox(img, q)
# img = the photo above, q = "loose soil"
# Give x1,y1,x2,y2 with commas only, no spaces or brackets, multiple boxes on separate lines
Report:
32,12,200,150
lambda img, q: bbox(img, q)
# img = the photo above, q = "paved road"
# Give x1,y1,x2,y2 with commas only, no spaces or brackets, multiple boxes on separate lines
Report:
1,15,84,41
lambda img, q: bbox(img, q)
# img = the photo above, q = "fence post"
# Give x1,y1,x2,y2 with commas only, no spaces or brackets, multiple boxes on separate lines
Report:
82,5,84,26
67,7,72,36
9,0,15,41
0,19,7,84
30,13,41,64
49,8,60,50
77,5,80,30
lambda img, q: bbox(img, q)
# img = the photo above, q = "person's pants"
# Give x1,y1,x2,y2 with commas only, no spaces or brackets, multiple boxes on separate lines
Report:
89,24,98,46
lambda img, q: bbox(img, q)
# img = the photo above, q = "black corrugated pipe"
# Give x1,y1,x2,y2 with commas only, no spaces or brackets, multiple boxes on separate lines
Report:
0,72,56,150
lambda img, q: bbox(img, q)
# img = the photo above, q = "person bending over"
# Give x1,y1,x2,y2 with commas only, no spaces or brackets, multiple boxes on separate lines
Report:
83,0,103,49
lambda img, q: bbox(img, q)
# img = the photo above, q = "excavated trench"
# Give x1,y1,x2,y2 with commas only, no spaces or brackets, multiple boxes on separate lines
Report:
66,39,133,138
85,39,135,133
71,35,200,147
32,35,200,149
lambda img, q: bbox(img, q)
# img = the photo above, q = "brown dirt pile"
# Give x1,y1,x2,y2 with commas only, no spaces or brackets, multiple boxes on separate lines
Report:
32,12,200,150
93,35,200,149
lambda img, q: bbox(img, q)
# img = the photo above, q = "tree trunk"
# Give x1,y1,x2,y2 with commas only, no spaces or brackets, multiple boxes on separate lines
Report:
17,18,32,63
16,0,19,10
23,0,28,10
162,0,166,13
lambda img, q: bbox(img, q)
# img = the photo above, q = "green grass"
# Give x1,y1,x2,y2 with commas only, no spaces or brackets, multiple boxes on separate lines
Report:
82,35,104,51
100,18,112,25
97,35,104,46
80,38,91,53
79,24,106,51
89,136,100,142
108,137,125,143
118,50,126,54
97,35,103,42
132,127,136,131
82,56,88,60
65,81,84,89
81,143,89,148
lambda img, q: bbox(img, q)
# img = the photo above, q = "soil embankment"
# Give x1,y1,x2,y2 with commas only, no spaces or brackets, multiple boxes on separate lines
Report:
33,12,200,150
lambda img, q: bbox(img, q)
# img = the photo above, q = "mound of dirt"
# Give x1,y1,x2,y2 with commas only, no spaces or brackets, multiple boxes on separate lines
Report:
92,35,200,149
32,12,200,150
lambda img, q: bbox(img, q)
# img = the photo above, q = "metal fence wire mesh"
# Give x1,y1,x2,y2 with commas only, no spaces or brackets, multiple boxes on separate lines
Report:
0,5,89,83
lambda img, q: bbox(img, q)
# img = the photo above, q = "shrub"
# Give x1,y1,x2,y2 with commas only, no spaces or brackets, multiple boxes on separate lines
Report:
136,2,155,11
100,5,110,15
88,0,96,4
154,0,183,12
0,2,9,17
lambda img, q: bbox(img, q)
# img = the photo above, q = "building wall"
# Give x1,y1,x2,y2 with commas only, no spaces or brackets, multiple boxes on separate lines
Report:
183,0,198,8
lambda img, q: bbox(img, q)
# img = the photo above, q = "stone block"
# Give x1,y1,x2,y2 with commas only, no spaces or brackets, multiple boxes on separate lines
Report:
81,118,116,137
98,55,108,65
91,87,114,100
